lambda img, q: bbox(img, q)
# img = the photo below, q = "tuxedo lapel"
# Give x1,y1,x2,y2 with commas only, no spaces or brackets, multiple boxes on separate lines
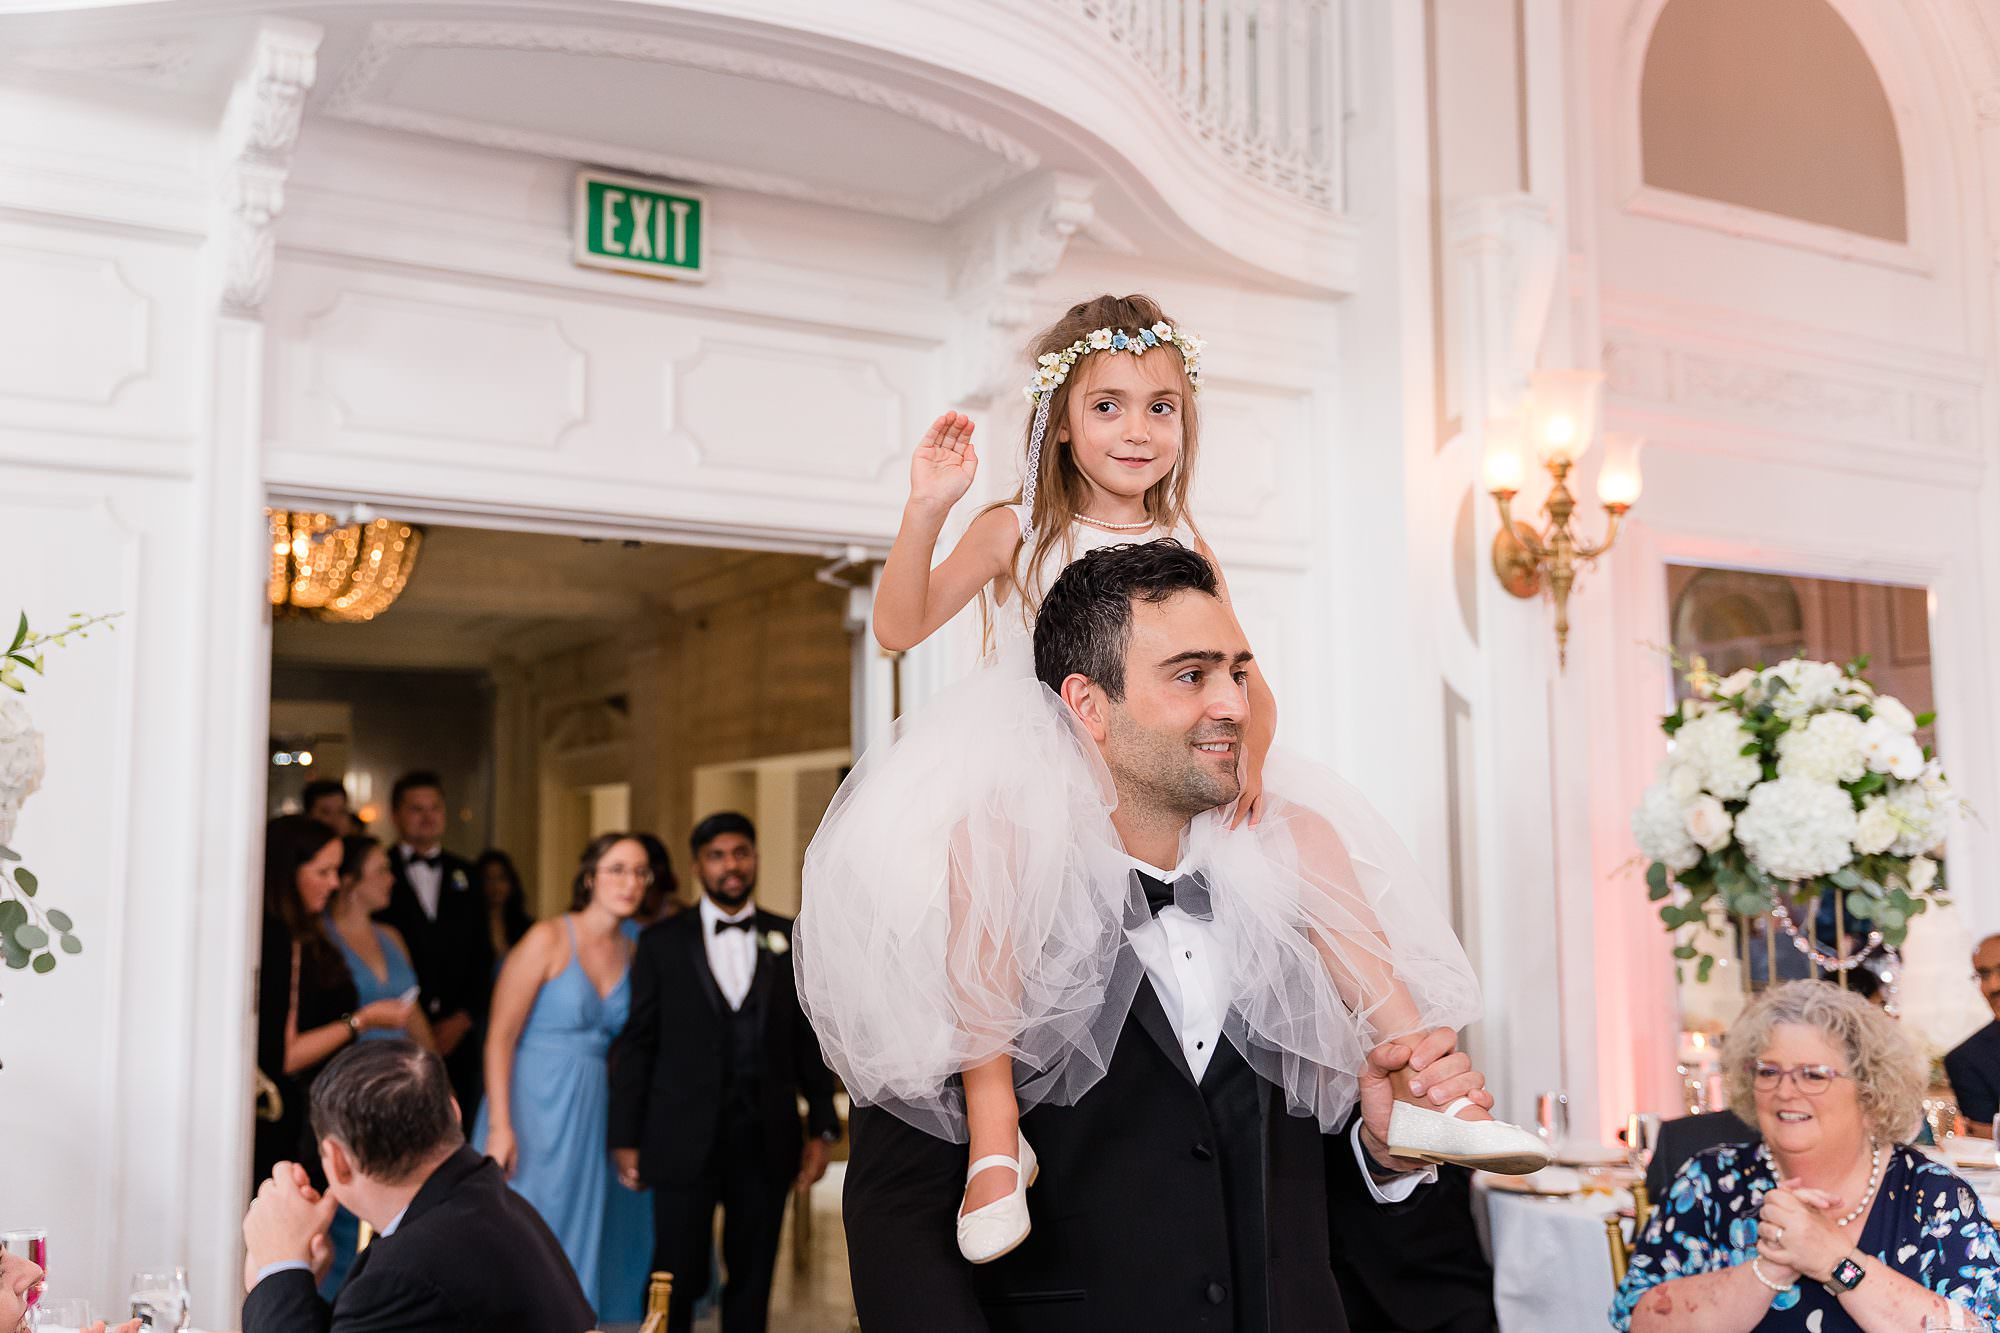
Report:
1128,977,1197,1087
683,914,725,1015
747,914,780,1017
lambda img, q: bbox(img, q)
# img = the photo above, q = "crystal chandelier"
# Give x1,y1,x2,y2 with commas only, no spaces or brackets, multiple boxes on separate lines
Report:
267,509,423,622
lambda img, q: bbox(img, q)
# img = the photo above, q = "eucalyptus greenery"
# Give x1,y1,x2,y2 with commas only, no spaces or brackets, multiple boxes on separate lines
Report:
0,610,119,976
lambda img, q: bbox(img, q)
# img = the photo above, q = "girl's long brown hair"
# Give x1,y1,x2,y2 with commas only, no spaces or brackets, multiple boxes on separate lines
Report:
985,293,1202,636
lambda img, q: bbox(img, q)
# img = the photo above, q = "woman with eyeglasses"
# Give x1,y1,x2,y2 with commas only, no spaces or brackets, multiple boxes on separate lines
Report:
473,832,654,1316
1614,980,2000,1331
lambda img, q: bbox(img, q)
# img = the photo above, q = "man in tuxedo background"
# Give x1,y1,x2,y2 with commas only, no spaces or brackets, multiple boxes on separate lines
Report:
375,771,492,1121
1946,933,2000,1138
610,812,841,1333
240,1039,593,1333
839,540,1497,1332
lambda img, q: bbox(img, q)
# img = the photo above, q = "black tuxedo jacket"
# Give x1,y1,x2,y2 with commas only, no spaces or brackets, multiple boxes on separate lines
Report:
376,847,492,1031
609,907,840,1186
1325,1142,1496,1333
1946,1020,2000,1129
240,1146,594,1333
843,979,1405,1332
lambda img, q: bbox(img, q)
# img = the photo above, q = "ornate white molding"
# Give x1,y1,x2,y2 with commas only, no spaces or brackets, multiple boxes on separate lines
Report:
17,37,195,88
1442,193,1559,426
319,21,1040,225
945,171,1097,407
213,21,320,317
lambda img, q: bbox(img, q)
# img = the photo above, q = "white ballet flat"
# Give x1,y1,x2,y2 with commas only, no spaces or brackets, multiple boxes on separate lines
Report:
1386,1097,1553,1176
956,1131,1039,1265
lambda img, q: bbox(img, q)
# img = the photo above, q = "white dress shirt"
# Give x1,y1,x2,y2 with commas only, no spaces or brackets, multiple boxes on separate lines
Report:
398,843,444,920
700,895,759,1011
1121,851,1436,1204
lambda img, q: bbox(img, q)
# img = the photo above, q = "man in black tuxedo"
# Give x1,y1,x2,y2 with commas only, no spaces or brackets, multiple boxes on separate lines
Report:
839,541,1497,1332
1326,1142,1497,1332
610,811,841,1332
374,770,492,1120
240,1039,593,1333
1946,933,2000,1138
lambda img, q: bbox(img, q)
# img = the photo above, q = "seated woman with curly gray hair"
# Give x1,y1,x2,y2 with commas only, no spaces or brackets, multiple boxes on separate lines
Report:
1612,979,2000,1331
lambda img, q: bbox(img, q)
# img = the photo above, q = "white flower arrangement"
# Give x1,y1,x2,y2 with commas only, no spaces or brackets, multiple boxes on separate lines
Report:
1634,655,1959,981
1022,323,1204,404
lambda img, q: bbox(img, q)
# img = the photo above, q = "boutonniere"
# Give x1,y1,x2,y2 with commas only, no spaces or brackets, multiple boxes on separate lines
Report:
449,868,469,892
759,930,789,956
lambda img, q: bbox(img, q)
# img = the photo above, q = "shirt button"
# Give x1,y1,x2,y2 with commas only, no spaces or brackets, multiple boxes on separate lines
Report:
1191,1142,1215,1161
1194,1040,1205,1050
1206,1282,1228,1306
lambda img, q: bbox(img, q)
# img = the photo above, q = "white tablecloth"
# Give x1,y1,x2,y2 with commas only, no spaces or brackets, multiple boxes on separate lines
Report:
1475,1180,1623,1333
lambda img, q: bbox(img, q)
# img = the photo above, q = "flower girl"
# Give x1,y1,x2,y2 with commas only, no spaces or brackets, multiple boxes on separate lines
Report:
794,293,1548,1264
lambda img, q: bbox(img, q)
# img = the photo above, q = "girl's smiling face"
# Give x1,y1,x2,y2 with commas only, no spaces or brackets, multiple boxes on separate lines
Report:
1057,348,1186,506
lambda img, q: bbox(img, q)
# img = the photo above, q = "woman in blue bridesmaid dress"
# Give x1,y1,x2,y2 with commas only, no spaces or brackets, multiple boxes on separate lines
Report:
475,832,654,1319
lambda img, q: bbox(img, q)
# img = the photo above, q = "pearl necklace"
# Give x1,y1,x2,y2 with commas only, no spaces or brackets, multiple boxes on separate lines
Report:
1075,514,1154,532
1762,1141,1884,1227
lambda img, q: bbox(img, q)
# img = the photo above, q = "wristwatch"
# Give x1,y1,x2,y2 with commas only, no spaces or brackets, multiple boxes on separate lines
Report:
1823,1252,1867,1296
343,1012,361,1038
818,1129,840,1144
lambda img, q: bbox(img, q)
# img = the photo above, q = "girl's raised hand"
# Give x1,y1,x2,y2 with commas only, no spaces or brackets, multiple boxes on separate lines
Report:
908,411,978,513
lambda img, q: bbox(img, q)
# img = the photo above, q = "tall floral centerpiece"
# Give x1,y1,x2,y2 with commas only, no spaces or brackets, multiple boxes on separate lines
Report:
0,611,116,976
1632,656,1958,983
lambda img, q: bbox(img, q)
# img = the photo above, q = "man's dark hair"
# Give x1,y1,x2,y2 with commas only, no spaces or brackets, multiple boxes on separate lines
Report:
1033,539,1220,699
309,1040,463,1183
299,778,348,811
690,811,757,859
390,770,444,811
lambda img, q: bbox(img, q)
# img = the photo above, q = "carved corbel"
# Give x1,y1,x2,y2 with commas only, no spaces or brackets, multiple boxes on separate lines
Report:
946,172,1099,409
213,20,321,318
1442,193,1559,426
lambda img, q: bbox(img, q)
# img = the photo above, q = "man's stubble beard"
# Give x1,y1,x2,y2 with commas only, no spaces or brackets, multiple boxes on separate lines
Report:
1105,706,1240,822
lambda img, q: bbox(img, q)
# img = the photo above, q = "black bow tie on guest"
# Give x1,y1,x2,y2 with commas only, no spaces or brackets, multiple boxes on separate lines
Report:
1135,870,1214,922
408,851,441,869
712,916,756,935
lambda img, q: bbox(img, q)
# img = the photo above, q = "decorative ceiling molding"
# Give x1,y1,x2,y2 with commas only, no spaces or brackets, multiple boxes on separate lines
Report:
16,36,196,88
319,20,1040,224
945,171,1098,407
214,20,320,318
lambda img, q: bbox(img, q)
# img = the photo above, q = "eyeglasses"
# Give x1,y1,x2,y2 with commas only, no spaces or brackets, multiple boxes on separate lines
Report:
594,865,654,884
1752,1061,1851,1095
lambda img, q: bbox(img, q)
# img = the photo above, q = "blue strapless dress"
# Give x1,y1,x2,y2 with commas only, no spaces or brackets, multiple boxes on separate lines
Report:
473,917,653,1318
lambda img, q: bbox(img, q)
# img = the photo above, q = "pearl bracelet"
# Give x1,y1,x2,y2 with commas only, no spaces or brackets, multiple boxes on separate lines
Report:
1750,1257,1797,1293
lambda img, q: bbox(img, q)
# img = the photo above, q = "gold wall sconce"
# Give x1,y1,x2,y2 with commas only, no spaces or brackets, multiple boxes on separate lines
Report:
1481,371,1643,668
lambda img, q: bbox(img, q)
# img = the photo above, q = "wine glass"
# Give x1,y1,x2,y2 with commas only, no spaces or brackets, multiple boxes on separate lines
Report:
36,1297,91,1331
1625,1112,1663,1173
1535,1091,1570,1153
0,1230,48,1320
128,1267,189,1331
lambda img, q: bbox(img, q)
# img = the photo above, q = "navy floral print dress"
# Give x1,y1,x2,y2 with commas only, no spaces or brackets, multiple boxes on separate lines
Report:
1610,1141,2000,1330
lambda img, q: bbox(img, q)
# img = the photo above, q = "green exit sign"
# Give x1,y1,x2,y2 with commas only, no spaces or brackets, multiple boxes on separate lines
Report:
573,169,707,281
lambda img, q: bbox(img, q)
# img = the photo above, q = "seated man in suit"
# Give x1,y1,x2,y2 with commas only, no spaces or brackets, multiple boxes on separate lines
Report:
240,1039,594,1333
1946,933,2000,1137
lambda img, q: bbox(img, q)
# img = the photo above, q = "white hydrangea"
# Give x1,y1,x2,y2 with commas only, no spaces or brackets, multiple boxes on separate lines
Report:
0,694,46,845
1666,761,1703,804
1764,659,1846,721
1886,766,1958,857
1673,710,1762,801
1853,796,1898,856
1733,776,1857,882
1776,711,1867,785
1632,780,1701,872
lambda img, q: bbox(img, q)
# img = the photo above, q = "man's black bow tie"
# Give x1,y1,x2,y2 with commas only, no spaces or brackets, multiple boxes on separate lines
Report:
712,916,756,935
1136,870,1214,922
409,851,441,869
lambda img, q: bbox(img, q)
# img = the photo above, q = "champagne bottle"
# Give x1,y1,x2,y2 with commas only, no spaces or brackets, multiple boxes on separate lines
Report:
637,1271,674,1333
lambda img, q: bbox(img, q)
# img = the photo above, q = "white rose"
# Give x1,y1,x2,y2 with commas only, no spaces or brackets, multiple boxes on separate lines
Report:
1715,669,1759,700
1776,711,1867,785
0,694,46,845
1632,781,1701,872
1870,696,1917,735
1683,795,1734,852
1853,797,1898,856
1733,776,1858,883
1907,855,1939,894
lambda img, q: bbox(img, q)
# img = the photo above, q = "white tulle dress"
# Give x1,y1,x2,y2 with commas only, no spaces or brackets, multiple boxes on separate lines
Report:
792,512,1482,1143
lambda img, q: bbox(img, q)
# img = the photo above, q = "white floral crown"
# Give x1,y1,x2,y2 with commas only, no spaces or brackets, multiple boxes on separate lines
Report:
1019,323,1204,540
1023,322,1204,404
